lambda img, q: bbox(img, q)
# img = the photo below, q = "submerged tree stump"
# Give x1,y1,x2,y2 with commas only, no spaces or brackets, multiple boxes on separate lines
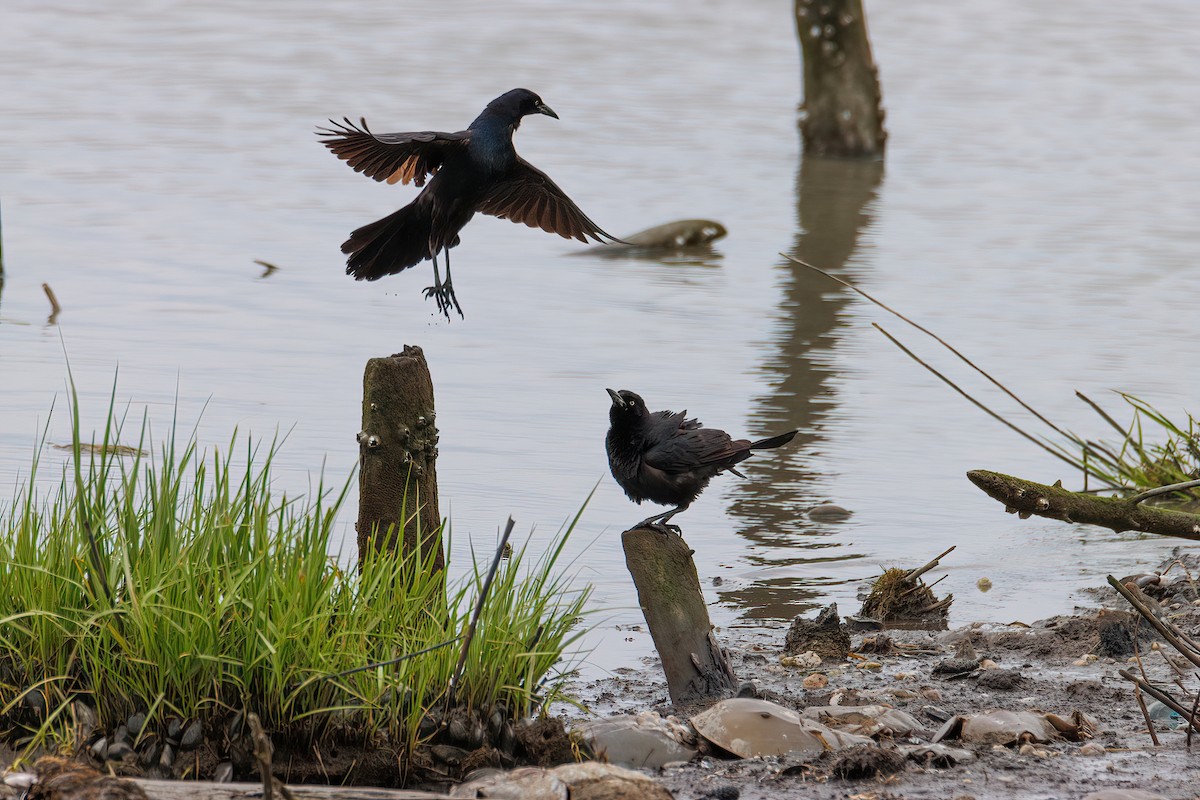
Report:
356,346,443,570
794,0,886,158
622,527,737,707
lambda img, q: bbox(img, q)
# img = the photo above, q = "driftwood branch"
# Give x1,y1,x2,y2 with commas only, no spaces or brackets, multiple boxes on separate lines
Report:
968,470,1200,540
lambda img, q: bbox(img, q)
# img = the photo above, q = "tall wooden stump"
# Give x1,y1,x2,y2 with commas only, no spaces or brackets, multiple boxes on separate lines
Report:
622,527,737,707
356,345,443,571
795,0,886,158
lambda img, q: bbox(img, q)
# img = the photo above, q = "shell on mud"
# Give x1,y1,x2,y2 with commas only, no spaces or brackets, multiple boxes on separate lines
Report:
932,708,1096,746
801,704,924,738
449,767,567,800
575,712,698,769
690,698,871,759
450,762,671,800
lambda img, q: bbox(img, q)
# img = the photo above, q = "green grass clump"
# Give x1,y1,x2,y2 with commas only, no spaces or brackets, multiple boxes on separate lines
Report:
0,378,591,770
1053,393,1200,502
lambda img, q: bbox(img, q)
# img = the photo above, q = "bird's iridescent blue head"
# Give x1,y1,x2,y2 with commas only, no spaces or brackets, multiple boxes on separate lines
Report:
607,388,648,425
487,88,558,121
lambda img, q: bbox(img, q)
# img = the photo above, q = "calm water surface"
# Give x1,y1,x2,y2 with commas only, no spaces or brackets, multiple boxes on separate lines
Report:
2,0,1198,676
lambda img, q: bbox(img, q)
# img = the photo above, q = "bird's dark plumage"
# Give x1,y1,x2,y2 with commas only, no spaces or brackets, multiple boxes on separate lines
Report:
605,389,798,532
318,88,619,318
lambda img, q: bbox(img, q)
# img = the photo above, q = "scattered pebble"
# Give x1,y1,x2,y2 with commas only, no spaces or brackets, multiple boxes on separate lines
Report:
932,658,978,676
107,741,133,761
976,577,993,592
1078,742,1106,757
802,673,828,689
780,651,822,669
180,720,203,750
1073,654,1099,666
920,687,942,701
89,737,108,761
977,669,1023,691
978,659,998,670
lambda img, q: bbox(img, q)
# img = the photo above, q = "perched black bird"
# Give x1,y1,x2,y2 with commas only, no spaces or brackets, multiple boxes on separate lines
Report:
318,88,619,318
605,389,798,532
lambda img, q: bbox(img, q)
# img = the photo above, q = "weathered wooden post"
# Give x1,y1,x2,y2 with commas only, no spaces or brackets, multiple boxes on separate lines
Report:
794,0,886,158
356,345,443,571
622,527,737,708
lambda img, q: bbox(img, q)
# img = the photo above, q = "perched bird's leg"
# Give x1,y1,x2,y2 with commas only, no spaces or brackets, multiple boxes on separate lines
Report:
636,507,685,536
422,252,463,319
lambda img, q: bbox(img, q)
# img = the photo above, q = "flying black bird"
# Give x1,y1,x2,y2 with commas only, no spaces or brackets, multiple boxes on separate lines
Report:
605,389,798,532
318,88,620,318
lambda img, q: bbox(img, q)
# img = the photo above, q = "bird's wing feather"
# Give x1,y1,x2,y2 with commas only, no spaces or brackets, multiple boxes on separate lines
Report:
643,427,746,472
475,158,619,243
316,118,471,186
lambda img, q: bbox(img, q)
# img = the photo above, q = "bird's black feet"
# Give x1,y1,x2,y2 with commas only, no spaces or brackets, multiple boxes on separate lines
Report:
636,517,682,536
422,278,464,320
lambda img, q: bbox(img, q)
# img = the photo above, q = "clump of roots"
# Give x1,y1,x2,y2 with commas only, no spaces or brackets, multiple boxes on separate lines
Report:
860,568,952,627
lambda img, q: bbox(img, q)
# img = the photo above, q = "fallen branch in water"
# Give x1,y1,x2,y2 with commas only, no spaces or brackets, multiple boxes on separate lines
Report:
967,470,1200,541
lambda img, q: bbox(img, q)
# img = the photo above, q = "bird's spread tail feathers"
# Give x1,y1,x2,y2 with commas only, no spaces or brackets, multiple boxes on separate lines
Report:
750,430,798,451
342,203,434,281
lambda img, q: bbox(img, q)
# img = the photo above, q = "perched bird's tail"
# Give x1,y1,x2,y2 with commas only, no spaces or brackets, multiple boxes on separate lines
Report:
749,430,799,451
342,201,435,281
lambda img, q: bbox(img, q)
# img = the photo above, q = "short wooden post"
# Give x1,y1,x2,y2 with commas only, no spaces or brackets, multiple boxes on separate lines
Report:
356,345,443,571
794,0,886,158
622,528,737,708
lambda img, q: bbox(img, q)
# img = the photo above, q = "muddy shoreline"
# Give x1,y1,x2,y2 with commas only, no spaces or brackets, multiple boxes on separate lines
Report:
569,568,1200,799
7,568,1200,799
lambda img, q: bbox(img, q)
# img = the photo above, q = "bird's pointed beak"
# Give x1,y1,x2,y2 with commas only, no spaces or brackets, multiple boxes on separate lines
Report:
535,102,559,119
606,388,625,408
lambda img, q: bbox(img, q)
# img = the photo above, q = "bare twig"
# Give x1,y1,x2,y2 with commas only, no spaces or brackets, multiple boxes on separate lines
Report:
1189,688,1200,750
1130,479,1200,505
1118,670,1200,734
1134,687,1160,746
1129,615,1161,745
247,712,295,800
781,254,1076,440
318,636,462,682
1107,576,1200,670
904,546,955,582
874,324,1097,477
254,259,279,278
42,283,61,324
1076,391,1138,451
448,516,516,704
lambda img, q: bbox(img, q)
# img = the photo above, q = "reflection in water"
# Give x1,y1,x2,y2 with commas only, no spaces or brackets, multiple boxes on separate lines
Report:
721,154,884,620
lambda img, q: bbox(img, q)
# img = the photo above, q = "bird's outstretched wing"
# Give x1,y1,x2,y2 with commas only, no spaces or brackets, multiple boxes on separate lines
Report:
476,158,620,243
316,118,471,186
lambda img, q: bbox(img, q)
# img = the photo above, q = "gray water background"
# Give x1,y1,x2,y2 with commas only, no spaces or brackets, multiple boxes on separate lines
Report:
2,0,1198,675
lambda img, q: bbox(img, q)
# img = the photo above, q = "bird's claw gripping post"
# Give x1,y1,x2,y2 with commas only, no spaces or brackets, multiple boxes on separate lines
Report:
636,513,683,537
